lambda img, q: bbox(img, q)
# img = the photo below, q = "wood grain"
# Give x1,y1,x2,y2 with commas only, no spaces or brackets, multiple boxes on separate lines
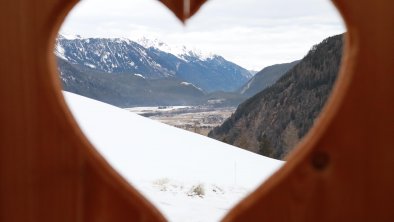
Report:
0,0,393,221
223,0,394,221
0,0,166,221
159,0,207,22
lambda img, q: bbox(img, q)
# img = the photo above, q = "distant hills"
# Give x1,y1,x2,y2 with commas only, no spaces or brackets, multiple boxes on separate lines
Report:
58,58,206,107
209,34,344,159
239,61,299,97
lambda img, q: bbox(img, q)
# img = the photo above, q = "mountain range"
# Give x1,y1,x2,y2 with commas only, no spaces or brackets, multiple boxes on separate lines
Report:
56,35,251,93
209,34,344,159
56,35,298,107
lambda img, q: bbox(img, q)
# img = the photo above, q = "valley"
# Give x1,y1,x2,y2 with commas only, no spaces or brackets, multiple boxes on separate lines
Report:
126,106,236,136
57,33,343,161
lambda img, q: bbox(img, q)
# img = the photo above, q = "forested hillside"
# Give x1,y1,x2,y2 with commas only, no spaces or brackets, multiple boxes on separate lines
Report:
209,34,344,159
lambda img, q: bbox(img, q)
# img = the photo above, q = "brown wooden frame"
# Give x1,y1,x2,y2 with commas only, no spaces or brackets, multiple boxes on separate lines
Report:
0,0,393,221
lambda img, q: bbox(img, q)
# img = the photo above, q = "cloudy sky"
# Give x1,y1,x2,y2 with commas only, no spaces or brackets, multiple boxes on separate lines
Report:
60,0,345,71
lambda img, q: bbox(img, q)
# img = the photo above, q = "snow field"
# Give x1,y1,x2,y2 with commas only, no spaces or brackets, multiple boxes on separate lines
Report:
63,92,283,222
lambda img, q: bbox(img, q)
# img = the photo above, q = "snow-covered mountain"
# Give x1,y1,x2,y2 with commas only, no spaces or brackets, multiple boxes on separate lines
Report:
56,35,252,92
136,37,215,62
64,92,283,222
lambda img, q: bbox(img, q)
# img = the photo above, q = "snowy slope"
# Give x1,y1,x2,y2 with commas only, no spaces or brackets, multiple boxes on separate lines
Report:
64,92,283,222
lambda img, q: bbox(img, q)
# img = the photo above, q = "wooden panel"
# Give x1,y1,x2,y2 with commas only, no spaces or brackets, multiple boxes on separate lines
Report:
223,0,394,221
159,0,206,22
0,0,393,221
0,0,166,221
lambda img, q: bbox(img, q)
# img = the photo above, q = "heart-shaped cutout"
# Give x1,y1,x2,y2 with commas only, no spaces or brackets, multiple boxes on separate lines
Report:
3,0,394,221
56,0,345,221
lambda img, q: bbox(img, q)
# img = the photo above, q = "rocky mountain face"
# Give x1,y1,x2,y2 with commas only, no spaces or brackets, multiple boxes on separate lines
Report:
56,35,251,93
239,61,300,97
209,34,344,160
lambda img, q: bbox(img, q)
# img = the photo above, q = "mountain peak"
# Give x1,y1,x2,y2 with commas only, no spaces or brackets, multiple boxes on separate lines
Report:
136,37,169,50
58,33,84,40
136,36,215,61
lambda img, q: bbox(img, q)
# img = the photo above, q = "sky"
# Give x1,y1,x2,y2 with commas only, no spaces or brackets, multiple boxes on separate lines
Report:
60,0,346,71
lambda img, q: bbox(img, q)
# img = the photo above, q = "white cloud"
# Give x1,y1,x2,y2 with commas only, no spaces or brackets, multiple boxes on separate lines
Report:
60,0,345,70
